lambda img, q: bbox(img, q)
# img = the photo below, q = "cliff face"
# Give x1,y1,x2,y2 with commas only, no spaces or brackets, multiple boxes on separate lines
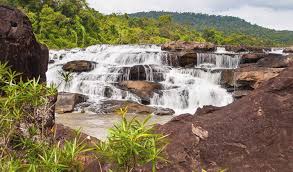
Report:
0,5,48,82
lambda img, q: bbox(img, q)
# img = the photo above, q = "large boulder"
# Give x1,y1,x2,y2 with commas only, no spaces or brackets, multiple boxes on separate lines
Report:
0,5,48,82
284,46,293,53
118,81,163,105
256,54,293,68
62,60,95,72
221,65,284,90
55,92,88,113
141,63,293,172
224,45,269,53
162,41,216,53
161,41,216,67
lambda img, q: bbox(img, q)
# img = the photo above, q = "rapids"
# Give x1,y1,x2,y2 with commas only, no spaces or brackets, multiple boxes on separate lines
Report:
47,45,240,115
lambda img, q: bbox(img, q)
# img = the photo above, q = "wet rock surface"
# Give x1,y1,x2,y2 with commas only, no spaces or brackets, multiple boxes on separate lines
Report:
256,54,293,68
55,92,88,113
88,100,174,116
140,63,293,172
118,81,163,105
0,5,48,82
62,60,95,72
162,41,216,52
224,45,269,53
162,41,216,67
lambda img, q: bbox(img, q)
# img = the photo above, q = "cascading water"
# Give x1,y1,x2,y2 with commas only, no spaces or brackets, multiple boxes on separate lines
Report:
47,45,239,115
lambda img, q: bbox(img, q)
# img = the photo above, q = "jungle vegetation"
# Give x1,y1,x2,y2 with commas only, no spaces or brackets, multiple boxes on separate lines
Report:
1,0,289,49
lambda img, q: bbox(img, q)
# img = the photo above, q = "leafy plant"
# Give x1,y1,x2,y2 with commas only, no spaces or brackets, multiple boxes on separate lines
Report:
57,70,74,91
96,107,168,172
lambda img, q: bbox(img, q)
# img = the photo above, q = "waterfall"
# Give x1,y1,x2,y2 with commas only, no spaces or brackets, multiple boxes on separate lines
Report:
47,45,237,115
197,53,241,69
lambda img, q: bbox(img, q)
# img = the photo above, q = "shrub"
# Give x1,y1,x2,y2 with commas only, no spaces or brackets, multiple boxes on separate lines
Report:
96,107,168,172
0,62,92,171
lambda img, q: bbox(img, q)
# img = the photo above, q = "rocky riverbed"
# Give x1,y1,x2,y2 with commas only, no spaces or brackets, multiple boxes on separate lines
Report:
1,5,292,171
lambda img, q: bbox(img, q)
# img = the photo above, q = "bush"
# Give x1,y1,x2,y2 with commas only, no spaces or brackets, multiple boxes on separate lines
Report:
96,107,168,172
0,62,92,171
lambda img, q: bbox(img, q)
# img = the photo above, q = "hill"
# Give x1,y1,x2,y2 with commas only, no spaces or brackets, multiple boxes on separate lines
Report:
130,11,293,46
0,0,287,48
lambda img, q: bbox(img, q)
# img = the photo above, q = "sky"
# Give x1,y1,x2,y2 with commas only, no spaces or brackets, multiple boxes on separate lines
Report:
88,0,293,31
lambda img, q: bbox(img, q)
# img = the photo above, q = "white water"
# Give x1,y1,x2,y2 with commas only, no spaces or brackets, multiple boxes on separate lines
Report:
47,45,238,115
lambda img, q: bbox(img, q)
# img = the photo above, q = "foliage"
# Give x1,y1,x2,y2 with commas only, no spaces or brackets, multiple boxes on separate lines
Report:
0,130,92,172
96,107,168,172
2,1,286,48
57,70,74,91
0,62,91,171
131,11,293,46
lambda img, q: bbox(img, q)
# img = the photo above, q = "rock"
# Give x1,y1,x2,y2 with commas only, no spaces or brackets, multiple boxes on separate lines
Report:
284,47,293,53
221,65,284,90
48,59,55,64
195,105,221,116
240,53,266,64
224,45,269,53
103,86,113,98
144,63,293,172
220,69,235,88
118,81,163,105
161,41,216,67
232,90,252,99
162,41,216,52
90,100,157,115
234,66,284,89
62,60,95,72
0,5,48,82
88,100,175,116
154,107,175,116
191,124,208,140
257,54,293,68
55,92,88,113
167,52,197,67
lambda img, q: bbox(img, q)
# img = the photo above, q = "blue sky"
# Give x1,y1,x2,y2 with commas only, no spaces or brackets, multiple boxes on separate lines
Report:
88,0,293,31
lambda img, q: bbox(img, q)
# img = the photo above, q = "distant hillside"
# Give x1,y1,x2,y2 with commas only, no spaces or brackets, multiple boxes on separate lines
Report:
130,11,293,46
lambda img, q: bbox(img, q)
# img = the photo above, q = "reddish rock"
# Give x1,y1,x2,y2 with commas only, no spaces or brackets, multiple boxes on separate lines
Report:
221,65,284,90
118,81,163,105
224,45,269,53
256,54,293,68
142,63,293,172
0,5,48,82
162,41,216,52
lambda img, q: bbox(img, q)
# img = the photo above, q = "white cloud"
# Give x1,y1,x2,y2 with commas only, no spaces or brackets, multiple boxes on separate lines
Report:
88,0,293,30
220,6,293,31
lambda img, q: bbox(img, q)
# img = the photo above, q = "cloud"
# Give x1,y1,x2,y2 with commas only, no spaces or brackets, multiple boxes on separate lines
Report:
220,5,293,31
88,0,293,30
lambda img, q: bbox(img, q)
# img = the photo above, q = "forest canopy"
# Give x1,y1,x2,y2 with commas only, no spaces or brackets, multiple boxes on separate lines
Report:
0,0,288,49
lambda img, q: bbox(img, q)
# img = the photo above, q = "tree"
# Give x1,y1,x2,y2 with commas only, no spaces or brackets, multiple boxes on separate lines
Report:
202,28,224,45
